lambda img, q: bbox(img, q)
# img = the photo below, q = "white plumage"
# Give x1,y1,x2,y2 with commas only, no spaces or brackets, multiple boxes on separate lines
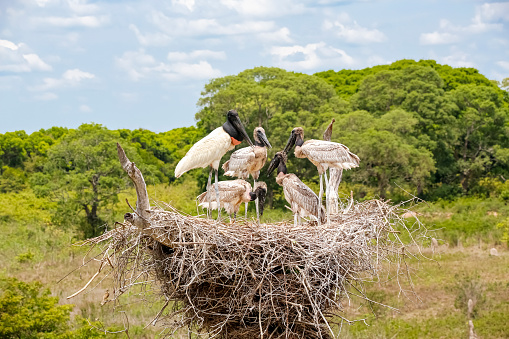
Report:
173,109,254,219
197,179,252,215
222,127,271,220
222,127,271,180
296,140,360,174
284,127,360,224
175,127,233,178
197,180,266,221
271,152,325,225
323,119,343,214
278,173,325,224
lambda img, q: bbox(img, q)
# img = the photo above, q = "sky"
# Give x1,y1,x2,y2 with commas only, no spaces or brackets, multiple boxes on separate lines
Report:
1,0,508,134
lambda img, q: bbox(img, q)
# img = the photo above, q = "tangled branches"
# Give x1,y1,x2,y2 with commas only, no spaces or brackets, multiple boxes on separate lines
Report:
81,198,424,339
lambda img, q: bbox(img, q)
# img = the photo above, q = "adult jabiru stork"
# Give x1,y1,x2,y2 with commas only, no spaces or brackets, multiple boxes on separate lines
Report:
267,151,325,226
222,126,272,220
175,110,254,219
197,180,267,223
282,127,359,224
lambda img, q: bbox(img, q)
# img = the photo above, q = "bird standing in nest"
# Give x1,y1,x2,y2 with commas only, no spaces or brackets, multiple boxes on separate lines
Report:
282,127,359,224
222,126,272,220
175,110,254,220
267,151,325,226
197,179,267,223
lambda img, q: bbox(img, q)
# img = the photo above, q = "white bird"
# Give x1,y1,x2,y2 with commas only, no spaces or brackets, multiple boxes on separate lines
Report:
197,180,267,222
283,127,359,224
267,152,325,226
323,119,342,214
175,110,254,219
222,126,272,220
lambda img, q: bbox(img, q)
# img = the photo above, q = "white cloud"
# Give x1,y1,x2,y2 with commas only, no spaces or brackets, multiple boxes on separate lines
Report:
116,49,222,82
171,0,195,12
477,2,509,23
23,54,53,71
32,15,109,27
115,50,156,81
323,14,386,44
257,27,293,43
270,42,355,71
150,11,277,37
34,68,95,91
167,50,226,61
220,0,305,17
420,3,505,45
79,104,92,112
66,0,100,15
160,61,222,81
129,24,171,46
0,39,19,50
497,61,509,71
0,39,52,72
366,55,390,67
440,52,475,68
34,92,58,100
420,32,459,45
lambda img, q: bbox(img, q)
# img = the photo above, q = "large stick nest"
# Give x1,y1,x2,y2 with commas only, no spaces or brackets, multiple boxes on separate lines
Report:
83,198,425,339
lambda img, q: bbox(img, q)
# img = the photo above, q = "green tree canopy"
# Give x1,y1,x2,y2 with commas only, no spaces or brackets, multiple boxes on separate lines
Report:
31,123,164,237
196,66,348,151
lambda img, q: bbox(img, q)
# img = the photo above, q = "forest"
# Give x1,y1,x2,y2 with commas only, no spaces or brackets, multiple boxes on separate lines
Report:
1,59,509,338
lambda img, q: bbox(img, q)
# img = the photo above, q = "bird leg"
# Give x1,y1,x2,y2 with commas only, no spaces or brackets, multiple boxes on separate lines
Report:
207,166,213,189
254,178,260,223
206,167,213,219
324,170,330,224
215,169,221,220
318,173,323,226
294,213,298,227
245,202,248,220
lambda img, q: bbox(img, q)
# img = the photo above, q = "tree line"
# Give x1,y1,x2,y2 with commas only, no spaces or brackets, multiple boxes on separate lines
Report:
1,59,508,237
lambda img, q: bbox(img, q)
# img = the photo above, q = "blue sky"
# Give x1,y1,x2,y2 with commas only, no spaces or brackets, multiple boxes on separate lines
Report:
1,0,508,133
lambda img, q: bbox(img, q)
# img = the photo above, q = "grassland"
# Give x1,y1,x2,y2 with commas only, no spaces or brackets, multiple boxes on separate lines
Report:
1,182,508,338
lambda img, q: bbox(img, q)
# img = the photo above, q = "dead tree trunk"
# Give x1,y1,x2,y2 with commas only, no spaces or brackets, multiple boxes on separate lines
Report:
117,143,173,247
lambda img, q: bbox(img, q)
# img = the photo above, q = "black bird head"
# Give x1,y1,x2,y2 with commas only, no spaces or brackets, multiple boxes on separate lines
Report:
283,127,304,154
266,151,288,176
250,181,267,216
224,110,254,147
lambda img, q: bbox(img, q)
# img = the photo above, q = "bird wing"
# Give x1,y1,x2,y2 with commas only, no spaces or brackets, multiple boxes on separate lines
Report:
301,140,360,169
222,147,255,178
283,174,322,217
175,127,232,177
197,179,251,206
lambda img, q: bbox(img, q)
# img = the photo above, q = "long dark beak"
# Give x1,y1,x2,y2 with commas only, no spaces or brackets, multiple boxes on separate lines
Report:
232,116,254,147
283,131,296,154
266,155,280,176
257,187,267,216
257,130,272,149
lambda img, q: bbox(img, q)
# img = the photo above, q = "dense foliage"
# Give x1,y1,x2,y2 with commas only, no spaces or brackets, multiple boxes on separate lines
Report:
0,278,104,338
